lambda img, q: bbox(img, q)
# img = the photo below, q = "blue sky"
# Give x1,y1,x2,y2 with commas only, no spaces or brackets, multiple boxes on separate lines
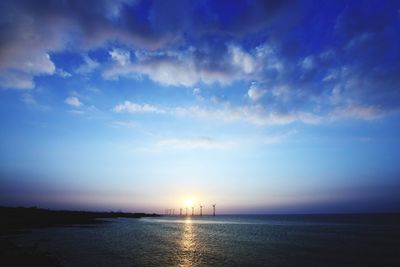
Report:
1,0,400,213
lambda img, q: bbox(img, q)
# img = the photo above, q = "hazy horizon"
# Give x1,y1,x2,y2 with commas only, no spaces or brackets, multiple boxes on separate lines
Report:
1,0,400,214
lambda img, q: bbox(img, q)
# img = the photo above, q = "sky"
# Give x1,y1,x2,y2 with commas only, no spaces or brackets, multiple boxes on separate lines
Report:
1,0,400,214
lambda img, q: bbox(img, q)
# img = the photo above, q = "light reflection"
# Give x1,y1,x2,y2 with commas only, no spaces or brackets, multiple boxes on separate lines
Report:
178,218,198,267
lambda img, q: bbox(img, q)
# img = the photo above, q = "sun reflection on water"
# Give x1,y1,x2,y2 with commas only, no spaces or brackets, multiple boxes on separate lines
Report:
178,218,199,267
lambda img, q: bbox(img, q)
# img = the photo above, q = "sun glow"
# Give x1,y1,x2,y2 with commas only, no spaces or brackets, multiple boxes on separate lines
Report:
185,199,193,207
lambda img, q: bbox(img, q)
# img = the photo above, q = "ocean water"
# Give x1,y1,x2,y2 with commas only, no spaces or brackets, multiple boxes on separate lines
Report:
11,214,400,266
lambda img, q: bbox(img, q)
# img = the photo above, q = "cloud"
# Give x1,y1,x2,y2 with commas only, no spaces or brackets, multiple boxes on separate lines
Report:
300,56,314,71
68,109,85,115
67,105,99,116
0,0,62,90
113,101,165,114
248,83,266,102
109,48,131,66
113,100,322,125
271,85,291,101
65,97,83,107
1,0,398,116
103,44,263,86
147,130,299,152
192,88,201,95
173,104,323,125
330,104,382,121
21,93,37,105
75,54,100,75
110,120,137,128
0,0,239,89
113,98,386,126
230,45,257,74
0,71,35,90
56,69,72,78
261,129,297,144
328,2,400,110
20,93,50,111
192,88,204,101
255,44,284,74
0,53,56,90
155,137,235,150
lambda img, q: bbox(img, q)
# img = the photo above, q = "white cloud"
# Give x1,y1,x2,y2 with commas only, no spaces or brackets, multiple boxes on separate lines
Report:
67,105,98,116
323,69,339,82
193,88,201,96
330,104,382,121
346,32,373,50
113,100,322,125
247,83,266,102
300,56,314,71
255,44,284,73
109,48,131,66
65,96,83,107
56,68,72,78
179,105,320,126
75,54,100,74
150,131,298,152
20,93,50,111
192,87,204,100
113,98,385,126
0,71,35,90
156,137,235,150
21,93,37,105
113,101,165,114
262,130,297,144
21,53,56,74
230,45,257,74
271,85,290,101
111,120,137,128
0,53,56,90
103,56,195,85
68,109,85,115
103,44,262,87
329,85,342,104
319,49,335,60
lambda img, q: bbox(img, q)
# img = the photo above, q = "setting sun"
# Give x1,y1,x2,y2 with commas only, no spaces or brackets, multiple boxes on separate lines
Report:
185,199,193,207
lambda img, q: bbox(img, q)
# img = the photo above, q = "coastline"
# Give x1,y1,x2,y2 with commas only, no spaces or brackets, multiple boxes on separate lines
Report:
0,206,160,267
0,206,160,234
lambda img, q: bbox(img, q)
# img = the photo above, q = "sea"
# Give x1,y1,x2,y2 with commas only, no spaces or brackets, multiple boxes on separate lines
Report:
9,214,400,266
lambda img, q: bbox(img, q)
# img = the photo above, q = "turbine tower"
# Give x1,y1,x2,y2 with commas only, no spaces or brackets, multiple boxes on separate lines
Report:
199,204,203,216
212,204,216,216
191,206,194,216
180,208,182,216
186,207,188,216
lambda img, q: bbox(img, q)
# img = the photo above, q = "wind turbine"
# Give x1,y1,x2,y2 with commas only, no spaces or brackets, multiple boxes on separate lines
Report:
212,204,216,216
186,207,188,216
191,206,194,216
199,204,203,216
180,208,182,216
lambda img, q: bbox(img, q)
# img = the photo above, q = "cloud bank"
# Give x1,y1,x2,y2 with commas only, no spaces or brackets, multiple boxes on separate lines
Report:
0,0,398,123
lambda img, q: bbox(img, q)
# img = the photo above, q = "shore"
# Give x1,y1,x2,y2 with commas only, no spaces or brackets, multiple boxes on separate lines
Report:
0,206,160,266
1,206,159,233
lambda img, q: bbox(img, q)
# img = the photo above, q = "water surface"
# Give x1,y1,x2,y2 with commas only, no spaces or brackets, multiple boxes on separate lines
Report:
10,214,400,266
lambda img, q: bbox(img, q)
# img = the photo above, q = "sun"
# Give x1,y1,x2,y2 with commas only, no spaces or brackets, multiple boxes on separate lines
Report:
185,199,193,207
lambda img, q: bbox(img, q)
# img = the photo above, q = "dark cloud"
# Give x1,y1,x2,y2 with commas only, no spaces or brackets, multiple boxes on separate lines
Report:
0,0,293,54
